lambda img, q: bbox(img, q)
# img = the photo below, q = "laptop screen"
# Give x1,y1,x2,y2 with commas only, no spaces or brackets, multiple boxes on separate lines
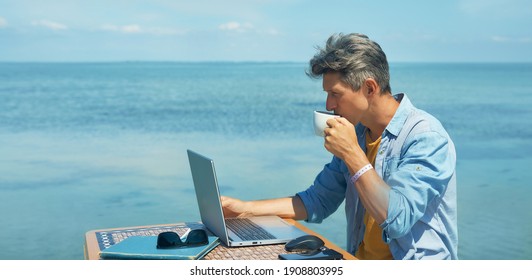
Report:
187,150,231,244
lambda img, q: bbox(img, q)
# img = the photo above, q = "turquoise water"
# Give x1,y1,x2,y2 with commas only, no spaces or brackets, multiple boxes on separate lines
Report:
0,62,531,259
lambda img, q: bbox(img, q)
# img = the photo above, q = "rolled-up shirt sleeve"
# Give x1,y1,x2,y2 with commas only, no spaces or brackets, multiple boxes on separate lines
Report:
381,130,456,241
297,156,347,224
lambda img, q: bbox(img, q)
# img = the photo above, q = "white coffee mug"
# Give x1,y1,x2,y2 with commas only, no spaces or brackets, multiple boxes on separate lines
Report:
313,110,338,137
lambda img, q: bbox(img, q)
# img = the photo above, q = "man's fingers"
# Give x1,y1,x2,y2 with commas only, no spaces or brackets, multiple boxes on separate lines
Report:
336,117,347,125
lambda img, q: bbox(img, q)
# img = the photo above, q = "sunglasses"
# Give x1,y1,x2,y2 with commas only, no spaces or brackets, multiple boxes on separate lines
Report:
156,229,209,249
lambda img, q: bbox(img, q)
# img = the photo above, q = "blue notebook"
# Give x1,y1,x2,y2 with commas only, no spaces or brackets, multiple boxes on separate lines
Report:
99,235,219,260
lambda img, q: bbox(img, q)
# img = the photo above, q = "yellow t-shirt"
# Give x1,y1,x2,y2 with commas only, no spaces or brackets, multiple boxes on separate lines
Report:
354,132,393,260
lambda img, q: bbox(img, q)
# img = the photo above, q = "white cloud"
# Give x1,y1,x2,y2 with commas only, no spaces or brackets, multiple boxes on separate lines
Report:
148,27,187,36
218,21,254,33
218,21,280,36
0,17,7,28
491,36,509,42
31,20,68,30
263,28,279,36
100,24,186,35
101,24,142,34
121,25,142,33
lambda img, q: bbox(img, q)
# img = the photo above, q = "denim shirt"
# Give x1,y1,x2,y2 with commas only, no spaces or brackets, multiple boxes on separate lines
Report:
297,93,458,260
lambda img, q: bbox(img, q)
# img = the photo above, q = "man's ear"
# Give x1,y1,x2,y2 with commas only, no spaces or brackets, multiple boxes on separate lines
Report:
365,78,380,96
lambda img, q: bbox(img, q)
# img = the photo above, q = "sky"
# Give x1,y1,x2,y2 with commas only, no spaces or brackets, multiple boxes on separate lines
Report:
0,0,531,62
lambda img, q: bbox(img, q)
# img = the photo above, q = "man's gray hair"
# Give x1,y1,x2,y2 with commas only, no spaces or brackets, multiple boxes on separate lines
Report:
307,33,391,94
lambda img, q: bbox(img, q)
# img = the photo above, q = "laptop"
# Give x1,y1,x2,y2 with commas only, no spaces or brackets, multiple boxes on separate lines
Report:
187,149,306,247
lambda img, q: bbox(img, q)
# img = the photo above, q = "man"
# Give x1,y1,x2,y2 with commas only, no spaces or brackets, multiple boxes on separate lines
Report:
222,33,457,259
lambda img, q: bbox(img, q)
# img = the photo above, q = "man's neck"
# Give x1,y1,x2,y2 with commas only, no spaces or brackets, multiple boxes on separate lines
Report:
364,93,400,140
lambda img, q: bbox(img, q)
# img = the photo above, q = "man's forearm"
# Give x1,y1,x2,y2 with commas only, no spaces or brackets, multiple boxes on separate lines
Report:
343,151,390,224
248,196,308,220
354,170,390,224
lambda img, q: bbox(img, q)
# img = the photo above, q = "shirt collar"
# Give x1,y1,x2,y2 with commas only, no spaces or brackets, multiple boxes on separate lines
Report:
384,93,414,137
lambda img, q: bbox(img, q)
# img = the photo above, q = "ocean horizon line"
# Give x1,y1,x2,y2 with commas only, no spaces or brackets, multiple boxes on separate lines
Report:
1,60,531,65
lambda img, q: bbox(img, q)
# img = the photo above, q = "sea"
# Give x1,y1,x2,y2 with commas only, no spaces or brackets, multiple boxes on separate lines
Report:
0,62,531,260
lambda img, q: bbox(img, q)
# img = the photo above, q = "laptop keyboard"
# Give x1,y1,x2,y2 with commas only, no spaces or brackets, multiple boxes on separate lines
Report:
225,218,277,241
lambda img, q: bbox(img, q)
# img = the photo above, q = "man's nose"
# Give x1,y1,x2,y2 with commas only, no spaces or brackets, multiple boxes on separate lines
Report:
326,95,336,111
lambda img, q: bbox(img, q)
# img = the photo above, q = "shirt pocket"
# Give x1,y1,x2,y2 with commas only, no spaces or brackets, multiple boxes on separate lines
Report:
383,156,400,181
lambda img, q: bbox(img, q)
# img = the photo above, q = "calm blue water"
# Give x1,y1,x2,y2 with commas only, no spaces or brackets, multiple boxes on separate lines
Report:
0,62,531,259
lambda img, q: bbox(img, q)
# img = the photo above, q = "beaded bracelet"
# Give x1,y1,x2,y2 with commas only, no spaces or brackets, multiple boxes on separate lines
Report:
350,164,373,185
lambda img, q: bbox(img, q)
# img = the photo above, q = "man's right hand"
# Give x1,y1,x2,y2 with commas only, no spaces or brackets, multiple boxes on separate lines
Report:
220,196,252,218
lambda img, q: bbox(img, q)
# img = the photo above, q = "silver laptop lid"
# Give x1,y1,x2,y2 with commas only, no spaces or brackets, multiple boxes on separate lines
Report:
187,149,231,245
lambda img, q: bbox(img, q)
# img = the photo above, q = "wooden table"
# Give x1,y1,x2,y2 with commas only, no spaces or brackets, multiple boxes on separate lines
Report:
84,219,356,260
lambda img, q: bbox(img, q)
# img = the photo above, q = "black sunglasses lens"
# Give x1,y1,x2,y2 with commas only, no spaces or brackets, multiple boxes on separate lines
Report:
185,229,209,246
157,232,182,249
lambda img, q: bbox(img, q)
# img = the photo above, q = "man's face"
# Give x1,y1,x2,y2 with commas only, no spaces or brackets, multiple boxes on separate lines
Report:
323,72,368,125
